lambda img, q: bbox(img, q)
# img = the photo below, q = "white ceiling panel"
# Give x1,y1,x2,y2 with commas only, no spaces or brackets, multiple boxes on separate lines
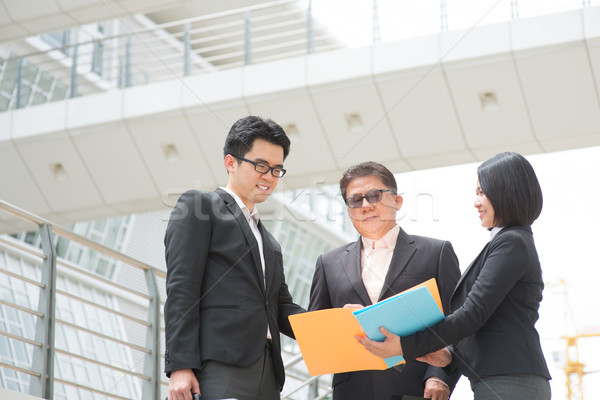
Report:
14,132,104,213
182,69,245,108
70,122,159,205
183,105,251,189
123,80,182,121
243,56,306,98
19,13,77,34
125,111,217,196
375,67,469,162
0,3,12,24
121,0,177,14
372,35,440,75
470,141,546,162
245,89,337,178
110,196,164,216
539,131,600,153
515,44,600,141
2,0,61,21
441,22,511,63
309,80,404,169
59,203,120,224
444,58,542,152
67,91,123,131
63,2,128,25
587,38,600,103
306,47,372,87
12,101,67,139
0,23,27,43
583,6,600,38
0,143,50,214
56,0,100,12
511,9,584,51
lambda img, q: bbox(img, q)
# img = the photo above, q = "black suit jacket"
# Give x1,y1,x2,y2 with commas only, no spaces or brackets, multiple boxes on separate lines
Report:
402,226,551,380
309,227,461,400
163,189,304,390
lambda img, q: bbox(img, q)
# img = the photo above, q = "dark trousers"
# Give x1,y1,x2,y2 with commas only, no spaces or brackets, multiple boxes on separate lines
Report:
470,374,551,400
198,340,279,400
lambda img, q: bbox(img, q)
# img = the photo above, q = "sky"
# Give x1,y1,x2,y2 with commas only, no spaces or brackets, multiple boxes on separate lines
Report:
391,146,600,399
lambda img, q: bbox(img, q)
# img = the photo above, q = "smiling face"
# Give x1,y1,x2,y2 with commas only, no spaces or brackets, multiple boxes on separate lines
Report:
346,175,403,240
225,138,284,211
475,178,496,228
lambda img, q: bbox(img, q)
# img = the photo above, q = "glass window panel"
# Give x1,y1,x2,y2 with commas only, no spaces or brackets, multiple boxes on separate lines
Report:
0,95,9,111
50,81,68,101
31,91,47,105
12,340,29,365
37,72,53,91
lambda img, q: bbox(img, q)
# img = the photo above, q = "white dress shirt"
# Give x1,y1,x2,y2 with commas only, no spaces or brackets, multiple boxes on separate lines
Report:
221,187,270,339
360,225,399,305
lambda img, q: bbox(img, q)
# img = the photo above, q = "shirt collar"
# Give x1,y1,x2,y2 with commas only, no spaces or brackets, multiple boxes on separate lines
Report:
489,226,503,240
361,224,400,251
221,186,260,224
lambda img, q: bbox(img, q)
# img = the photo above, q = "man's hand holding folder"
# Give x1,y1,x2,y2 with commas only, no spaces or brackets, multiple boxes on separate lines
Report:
289,278,445,376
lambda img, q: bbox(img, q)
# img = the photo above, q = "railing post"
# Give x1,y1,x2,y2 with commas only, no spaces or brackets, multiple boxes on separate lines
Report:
511,0,519,19
372,0,380,44
70,44,79,98
29,224,57,399
142,268,162,400
244,10,252,65
307,0,314,54
183,22,191,76
16,56,24,109
440,0,448,31
308,377,319,399
125,34,132,87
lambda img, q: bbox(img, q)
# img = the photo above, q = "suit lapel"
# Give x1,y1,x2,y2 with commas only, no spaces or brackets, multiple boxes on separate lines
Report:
216,188,265,294
342,239,372,305
452,241,490,298
379,228,416,300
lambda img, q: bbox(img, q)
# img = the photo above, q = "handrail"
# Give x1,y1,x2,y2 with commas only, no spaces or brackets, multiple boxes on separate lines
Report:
0,198,165,399
0,199,165,278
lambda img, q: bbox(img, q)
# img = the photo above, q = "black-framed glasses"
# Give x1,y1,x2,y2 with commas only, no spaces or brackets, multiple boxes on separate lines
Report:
345,189,395,208
234,155,287,178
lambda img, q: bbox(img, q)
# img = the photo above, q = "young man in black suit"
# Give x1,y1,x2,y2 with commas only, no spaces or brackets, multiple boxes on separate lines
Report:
164,116,304,400
309,161,461,400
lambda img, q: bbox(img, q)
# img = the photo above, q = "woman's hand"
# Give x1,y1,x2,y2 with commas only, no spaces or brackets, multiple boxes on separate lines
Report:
356,326,403,358
416,347,453,367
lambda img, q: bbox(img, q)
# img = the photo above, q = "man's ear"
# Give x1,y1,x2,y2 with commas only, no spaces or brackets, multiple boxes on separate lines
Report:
224,154,236,173
394,194,403,211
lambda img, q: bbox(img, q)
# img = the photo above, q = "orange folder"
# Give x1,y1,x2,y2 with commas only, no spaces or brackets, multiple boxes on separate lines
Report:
289,278,443,376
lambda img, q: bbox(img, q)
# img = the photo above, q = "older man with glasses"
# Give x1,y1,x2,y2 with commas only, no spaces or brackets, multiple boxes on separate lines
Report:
308,161,461,400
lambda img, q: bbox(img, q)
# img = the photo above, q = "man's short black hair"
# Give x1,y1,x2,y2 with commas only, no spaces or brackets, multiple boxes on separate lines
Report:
477,152,543,227
223,116,291,161
339,161,398,200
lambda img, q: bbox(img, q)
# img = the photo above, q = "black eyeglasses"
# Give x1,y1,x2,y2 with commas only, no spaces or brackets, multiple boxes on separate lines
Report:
345,189,395,208
234,155,287,178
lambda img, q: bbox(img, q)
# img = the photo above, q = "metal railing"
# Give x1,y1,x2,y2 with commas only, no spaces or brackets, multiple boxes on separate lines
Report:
0,0,597,113
0,199,330,399
0,199,166,399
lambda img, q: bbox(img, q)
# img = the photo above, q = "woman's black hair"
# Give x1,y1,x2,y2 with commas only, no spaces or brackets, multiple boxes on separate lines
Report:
477,152,543,227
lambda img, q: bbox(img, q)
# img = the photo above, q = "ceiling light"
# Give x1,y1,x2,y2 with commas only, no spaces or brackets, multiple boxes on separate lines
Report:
479,91,499,112
284,123,300,141
345,113,364,134
50,163,68,181
162,143,181,163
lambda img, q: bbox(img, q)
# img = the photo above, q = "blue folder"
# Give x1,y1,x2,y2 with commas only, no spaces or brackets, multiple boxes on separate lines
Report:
352,286,445,367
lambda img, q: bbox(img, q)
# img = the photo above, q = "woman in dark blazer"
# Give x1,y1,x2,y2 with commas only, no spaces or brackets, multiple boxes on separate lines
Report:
358,152,551,400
